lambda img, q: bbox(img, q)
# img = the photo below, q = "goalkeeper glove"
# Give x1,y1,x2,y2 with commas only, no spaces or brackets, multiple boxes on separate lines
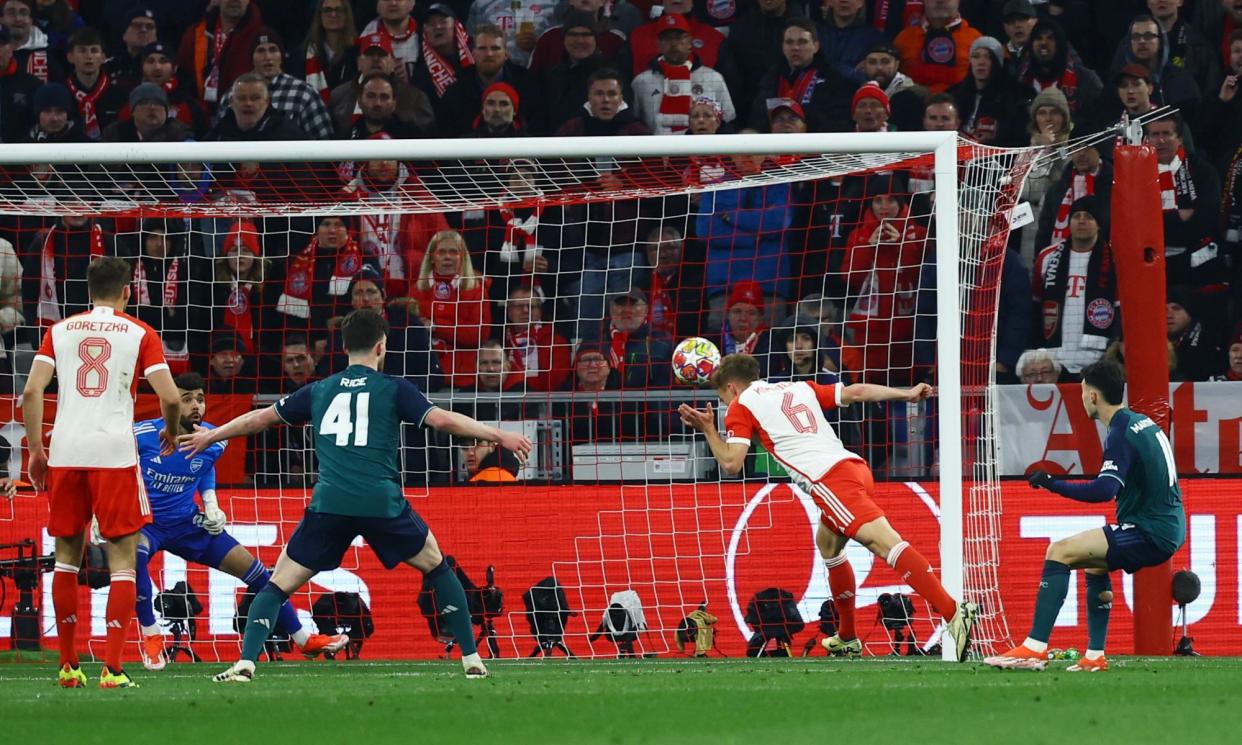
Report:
200,490,227,535
1028,470,1056,491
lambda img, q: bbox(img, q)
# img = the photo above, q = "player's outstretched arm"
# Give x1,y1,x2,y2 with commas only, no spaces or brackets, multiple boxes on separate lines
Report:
840,382,934,405
423,408,534,461
1028,470,1119,503
178,406,282,456
21,359,54,491
148,367,184,454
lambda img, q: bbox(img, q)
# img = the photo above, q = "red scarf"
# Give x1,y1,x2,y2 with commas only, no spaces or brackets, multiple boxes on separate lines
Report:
133,256,180,307
1158,146,1196,212
421,19,474,97
506,323,542,377
1051,170,1096,244
499,207,541,285
657,58,692,131
380,16,417,43
1029,66,1080,109
871,0,923,31
204,18,230,103
279,237,363,319
777,68,818,105
647,270,674,337
38,224,105,325
223,283,256,349
66,72,110,139
609,327,629,379
305,42,332,103
0,57,16,77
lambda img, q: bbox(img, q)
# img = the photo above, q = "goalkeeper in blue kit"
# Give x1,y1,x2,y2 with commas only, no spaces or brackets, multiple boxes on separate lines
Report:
986,360,1185,671
179,309,532,681
132,373,347,670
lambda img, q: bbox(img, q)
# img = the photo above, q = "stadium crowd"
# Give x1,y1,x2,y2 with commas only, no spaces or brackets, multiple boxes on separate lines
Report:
1,0,1242,443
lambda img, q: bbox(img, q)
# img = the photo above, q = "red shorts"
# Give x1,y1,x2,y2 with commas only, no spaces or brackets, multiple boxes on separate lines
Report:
809,459,885,538
47,467,151,540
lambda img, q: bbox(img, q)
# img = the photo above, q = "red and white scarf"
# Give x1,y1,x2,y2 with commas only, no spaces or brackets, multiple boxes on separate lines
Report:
647,270,674,337
608,327,629,379
1051,170,1096,244
871,0,923,31
277,237,364,319
304,42,332,103
498,207,542,285
38,224,105,325
133,256,181,308
66,71,110,139
657,58,692,132
1158,146,1197,212
359,212,405,279
380,16,417,44
204,19,230,103
223,283,257,349
777,68,819,105
421,19,474,97
1027,66,1081,110
506,323,543,379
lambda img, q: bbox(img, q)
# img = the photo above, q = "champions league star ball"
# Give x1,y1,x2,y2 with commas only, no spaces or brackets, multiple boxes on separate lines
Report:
672,337,721,385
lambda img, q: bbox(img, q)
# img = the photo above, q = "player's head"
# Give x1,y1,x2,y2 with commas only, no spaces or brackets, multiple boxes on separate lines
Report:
710,354,761,405
174,372,206,430
341,308,389,359
87,256,133,307
1080,359,1125,419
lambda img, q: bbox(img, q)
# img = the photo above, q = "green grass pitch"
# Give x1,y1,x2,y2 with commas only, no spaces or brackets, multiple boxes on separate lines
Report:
1,657,1239,744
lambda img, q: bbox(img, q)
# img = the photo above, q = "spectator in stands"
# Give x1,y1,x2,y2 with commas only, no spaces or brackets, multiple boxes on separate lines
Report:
130,41,209,136
1148,0,1219,95
458,160,551,300
29,0,80,53
467,80,526,137
950,36,1032,146
1033,195,1117,380
213,29,334,140
718,280,769,357
344,72,425,138
995,244,1033,384
1036,142,1109,262
63,28,127,140
1210,328,1242,381
1145,114,1222,288
206,73,312,203
564,342,625,443
102,82,191,143
440,24,543,136
208,71,305,142
1019,86,1073,262
766,318,840,385
105,7,158,87
26,81,82,142
816,0,885,85
843,173,928,385
892,0,981,93
503,284,571,392
330,33,435,137
628,0,725,77
276,215,374,352
905,93,959,194
196,221,269,358
747,18,857,133
541,11,610,132
1167,284,1224,380
1015,20,1101,114
720,0,805,127
851,82,891,132
411,4,474,111
415,229,491,387
204,332,255,394
1000,0,1038,63
603,287,674,389
0,23,40,142
466,0,557,69
177,0,265,112
528,0,629,77
0,230,22,381
1089,63,1164,134
119,218,196,371
1108,14,1202,119
1015,348,1061,384
697,150,792,319
22,213,110,331
861,42,925,131
688,95,726,134
3,0,61,82
359,0,419,82
292,0,358,105
469,446,521,482
637,222,703,340
1204,30,1242,166
460,440,492,479
257,334,315,395
631,14,733,135
452,339,522,421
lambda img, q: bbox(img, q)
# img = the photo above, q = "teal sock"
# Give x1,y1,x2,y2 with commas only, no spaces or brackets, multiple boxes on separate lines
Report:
1028,560,1071,644
241,585,288,663
426,560,477,656
1085,572,1112,651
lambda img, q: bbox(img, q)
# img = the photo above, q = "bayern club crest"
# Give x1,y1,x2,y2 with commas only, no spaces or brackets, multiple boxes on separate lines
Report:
926,36,955,64
1087,298,1115,329
434,281,452,300
227,287,248,314
340,254,360,275
289,271,310,296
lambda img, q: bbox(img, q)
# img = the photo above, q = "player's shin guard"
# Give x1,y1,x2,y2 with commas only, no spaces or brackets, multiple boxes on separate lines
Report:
134,544,158,630
241,584,287,663
52,563,80,667
1028,560,1072,645
824,552,857,640
105,570,137,671
240,559,305,643
1085,572,1113,655
886,541,957,620
426,559,477,656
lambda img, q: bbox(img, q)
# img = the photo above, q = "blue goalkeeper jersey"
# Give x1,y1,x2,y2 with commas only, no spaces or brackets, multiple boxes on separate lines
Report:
134,418,227,522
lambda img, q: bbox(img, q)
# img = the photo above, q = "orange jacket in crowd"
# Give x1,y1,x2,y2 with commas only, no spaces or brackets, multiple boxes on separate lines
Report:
893,15,981,93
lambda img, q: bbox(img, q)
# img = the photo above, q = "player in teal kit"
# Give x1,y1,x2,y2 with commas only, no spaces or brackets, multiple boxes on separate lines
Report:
179,309,532,681
986,359,1185,671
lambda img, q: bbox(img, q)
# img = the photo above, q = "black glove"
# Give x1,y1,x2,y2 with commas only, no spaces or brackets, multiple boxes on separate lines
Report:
1028,470,1055,490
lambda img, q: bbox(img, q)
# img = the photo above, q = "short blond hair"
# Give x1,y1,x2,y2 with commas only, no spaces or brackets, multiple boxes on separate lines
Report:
711,354,760,390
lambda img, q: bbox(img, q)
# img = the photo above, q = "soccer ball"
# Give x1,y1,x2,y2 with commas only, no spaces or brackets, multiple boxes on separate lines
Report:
671,337,721,385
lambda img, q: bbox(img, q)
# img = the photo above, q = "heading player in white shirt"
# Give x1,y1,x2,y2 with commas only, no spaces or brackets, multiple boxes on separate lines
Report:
22,257,182,690
679,354,978,661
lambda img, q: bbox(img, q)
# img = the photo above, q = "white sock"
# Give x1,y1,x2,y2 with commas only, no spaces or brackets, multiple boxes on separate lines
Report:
1022,637,1048,654
140,624,161,636
462,652,483,670
235,659,255,672
291,628,311,646
1085,649,1104,660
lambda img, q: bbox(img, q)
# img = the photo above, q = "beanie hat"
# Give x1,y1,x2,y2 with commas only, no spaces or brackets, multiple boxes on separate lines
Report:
851,81,890,114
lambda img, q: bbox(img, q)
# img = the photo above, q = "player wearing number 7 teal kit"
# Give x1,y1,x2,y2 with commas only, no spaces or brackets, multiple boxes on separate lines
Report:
986,359,1185,672
177,309,533,682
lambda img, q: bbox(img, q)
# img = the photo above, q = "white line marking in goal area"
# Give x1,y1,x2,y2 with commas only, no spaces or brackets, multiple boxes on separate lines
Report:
906,482,940,520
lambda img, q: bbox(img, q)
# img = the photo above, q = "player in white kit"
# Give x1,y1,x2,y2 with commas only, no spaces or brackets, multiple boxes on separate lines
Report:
23,257,183,689
679,354,977,660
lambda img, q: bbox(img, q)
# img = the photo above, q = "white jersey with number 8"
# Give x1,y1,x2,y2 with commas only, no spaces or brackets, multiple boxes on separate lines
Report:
34,306,168,468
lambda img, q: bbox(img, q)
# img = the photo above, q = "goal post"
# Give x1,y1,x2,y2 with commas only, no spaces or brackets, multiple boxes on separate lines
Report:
0,131,1033,661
